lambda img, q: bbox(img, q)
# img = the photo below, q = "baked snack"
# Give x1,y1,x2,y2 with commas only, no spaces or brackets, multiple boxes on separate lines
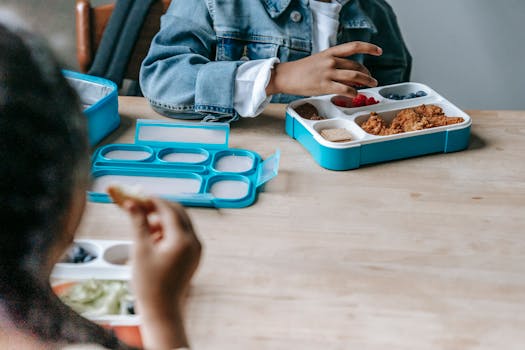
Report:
107,186,153,210
320,128,353,142
361,104,464,136
295,103,325,120
360,113,390,135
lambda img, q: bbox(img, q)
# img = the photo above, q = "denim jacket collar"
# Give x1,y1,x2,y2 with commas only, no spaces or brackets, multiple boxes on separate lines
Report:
261,0,377,33
261,0,293,18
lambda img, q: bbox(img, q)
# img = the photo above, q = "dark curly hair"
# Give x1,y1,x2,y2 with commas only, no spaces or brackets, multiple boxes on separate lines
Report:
0,23,131,349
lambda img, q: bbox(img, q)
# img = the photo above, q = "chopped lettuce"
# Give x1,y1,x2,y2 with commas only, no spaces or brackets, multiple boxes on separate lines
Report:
60,280,134,317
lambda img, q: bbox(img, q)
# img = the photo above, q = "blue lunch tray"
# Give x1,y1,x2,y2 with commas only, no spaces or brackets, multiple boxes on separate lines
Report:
88,120,280,208
64,70,120,146
285,82,472,171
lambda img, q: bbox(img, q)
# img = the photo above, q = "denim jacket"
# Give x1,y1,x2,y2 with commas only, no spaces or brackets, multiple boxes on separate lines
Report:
140,0,411,121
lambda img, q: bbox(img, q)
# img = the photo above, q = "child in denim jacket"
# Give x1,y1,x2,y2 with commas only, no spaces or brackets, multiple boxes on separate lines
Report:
140,0,411,121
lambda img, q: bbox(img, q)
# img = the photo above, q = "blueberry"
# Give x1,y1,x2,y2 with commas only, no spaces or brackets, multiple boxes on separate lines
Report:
416,90,427,97
83,254,96,263
72,245,83,257
408,93,417,99
386,93,395,99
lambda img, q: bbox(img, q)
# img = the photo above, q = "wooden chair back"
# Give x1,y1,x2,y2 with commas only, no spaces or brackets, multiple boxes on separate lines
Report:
75,0,171,80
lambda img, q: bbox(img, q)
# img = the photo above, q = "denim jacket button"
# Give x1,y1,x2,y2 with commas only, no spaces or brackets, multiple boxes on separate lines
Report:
240,56,250,61
290,11,302,23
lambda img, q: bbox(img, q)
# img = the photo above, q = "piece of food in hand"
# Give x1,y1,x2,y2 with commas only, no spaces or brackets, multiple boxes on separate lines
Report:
320,128,353,142
107,186,153,210
295,103,325,120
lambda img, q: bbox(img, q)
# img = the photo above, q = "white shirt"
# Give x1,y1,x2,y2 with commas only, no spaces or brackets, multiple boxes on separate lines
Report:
234,0,349,117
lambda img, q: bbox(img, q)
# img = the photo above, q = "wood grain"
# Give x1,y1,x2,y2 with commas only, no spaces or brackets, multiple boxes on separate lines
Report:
78,98,525,350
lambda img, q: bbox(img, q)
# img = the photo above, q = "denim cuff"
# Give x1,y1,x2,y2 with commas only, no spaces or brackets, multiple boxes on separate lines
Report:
194,60,243,119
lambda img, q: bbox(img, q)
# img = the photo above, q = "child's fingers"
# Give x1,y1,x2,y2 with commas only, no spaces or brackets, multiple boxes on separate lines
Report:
122,200,151,242
160,198,195,235
328,41,382,58
327,81,358,98
149,198,190,243
332,70,378,88
333,57,371,76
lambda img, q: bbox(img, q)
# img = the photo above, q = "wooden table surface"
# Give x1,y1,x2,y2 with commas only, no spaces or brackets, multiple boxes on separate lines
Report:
77,97,525,350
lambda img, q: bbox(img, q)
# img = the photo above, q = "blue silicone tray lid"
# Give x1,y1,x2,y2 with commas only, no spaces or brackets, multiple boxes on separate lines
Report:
88,120,280,208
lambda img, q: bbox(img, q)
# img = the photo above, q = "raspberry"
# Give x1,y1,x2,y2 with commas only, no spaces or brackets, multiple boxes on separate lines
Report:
366,97,379,106
352,94,367,107
331,95,353,108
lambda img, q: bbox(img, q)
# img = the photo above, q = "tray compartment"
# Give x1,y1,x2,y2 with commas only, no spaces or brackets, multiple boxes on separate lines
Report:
331,91,383,111
52,279,141,346
206,175,252,201
312,119,367,143
289,99,343,121
100,145,154,162
378,82,432,101
158,147,209,164
90,170,204,201
354,102,469,137
212,150,257,174
60,241,101,264
103,243,132,266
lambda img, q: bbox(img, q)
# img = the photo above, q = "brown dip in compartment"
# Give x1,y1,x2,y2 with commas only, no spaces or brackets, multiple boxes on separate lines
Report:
295,103,326,120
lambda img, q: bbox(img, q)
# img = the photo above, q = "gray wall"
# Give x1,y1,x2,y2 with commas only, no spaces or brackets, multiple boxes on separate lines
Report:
388,0,525,110
1,0,524,110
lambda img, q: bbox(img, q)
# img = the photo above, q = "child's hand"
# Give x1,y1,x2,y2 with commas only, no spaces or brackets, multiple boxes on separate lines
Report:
122,197,202,349
266,41,382,98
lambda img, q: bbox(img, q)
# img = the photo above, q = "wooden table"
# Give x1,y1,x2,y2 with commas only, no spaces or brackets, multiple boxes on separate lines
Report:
78,98,525,350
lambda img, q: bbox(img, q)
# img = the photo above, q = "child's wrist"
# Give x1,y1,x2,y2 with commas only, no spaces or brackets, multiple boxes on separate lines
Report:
265,63,280,96
141,309,189,350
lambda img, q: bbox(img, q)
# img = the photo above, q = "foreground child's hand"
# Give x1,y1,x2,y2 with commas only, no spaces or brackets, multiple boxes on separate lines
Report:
266,41,382,98
122,197,202,350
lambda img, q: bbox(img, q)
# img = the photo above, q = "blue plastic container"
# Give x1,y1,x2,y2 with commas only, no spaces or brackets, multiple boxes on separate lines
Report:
88,120,280,208
286,82,472,171
64,70,120,146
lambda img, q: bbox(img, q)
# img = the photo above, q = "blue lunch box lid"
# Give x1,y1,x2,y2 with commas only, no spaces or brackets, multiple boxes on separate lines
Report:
63,70,120,146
